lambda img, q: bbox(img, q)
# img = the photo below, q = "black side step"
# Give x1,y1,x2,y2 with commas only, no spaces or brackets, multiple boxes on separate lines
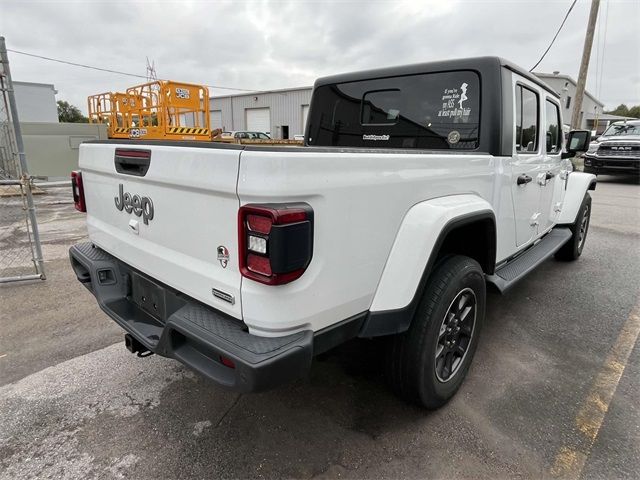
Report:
486,228,572,293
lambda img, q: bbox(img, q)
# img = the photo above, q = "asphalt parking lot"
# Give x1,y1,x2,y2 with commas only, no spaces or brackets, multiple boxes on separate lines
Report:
1,176,639,480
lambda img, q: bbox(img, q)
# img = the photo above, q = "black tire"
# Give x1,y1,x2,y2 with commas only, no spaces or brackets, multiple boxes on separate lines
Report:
386,255,485,409
555,193,592,261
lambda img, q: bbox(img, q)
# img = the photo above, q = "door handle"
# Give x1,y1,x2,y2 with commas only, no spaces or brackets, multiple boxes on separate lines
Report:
545,171,555,180
114,149,151,177
517,174,533,186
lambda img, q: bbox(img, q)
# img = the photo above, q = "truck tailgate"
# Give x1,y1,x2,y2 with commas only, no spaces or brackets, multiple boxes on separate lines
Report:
79,142,243,318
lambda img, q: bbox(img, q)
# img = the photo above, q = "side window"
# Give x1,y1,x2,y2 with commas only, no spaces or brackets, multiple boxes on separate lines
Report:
307,71,481,149
515,85,538,153
545,100,562,154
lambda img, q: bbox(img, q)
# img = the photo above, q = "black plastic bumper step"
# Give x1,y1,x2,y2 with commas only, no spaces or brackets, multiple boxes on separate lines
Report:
486,228,572,293
69,242,313,392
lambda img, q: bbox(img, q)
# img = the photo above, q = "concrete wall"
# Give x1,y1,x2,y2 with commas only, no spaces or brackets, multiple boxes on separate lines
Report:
209,87,313,139
21,122,108,179
13,82,59,123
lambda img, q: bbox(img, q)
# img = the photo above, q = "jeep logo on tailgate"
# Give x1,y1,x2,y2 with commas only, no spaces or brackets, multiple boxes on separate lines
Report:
115,184,154,224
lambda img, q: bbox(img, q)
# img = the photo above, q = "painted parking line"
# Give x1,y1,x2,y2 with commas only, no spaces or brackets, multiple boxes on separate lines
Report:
551,298,640,479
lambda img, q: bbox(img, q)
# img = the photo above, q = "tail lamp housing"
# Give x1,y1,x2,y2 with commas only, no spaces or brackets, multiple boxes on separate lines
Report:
71,171,86,212
238,203,313,285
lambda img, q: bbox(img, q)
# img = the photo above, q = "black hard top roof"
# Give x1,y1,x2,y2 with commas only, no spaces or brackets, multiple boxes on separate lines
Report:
314,56,559,98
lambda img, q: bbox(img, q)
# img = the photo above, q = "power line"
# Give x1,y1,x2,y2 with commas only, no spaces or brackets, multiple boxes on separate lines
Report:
6,48,259,92
529,0,578,72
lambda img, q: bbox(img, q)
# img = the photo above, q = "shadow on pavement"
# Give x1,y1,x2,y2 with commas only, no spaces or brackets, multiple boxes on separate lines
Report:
593,174,640,185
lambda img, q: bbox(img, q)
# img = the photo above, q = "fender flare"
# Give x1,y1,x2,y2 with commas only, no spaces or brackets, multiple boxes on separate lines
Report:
557,171,596,225
360,194,496,337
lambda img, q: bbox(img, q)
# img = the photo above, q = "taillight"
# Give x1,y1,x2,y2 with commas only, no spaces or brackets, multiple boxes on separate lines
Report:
238,203,313,285
71,171,86,212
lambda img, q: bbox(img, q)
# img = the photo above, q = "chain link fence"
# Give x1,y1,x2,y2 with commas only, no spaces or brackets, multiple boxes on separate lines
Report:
0,37,45,283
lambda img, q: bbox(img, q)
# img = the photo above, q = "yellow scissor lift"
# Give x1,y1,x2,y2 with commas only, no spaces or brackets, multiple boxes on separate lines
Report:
88,81,210,141
87,92,140,139
125,81,210,141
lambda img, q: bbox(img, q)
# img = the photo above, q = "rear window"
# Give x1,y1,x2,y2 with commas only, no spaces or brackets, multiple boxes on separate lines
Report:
307,71,480,149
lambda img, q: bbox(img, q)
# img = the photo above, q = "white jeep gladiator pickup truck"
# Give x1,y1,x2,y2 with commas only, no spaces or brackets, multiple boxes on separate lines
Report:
69,57,596,408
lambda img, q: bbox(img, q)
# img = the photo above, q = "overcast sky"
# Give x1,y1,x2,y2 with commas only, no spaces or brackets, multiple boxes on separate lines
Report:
1,0,638,113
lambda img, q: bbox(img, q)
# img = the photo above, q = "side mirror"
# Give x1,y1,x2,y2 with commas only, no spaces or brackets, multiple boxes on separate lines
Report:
562,130,591,159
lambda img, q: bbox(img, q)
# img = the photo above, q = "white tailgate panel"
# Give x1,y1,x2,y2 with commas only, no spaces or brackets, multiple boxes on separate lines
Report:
80,143,242,318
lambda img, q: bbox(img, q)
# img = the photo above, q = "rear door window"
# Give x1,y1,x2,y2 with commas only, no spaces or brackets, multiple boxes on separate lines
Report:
307,71,481,149
515,85,539,153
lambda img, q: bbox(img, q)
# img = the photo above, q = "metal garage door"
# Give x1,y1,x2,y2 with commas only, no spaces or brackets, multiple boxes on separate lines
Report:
246,108,270,134
179,113,195,126
301,104,309,135
210,110,223,130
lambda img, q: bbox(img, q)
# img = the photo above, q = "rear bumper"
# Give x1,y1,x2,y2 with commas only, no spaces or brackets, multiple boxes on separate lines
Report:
583,154,640,175
69,242,313,392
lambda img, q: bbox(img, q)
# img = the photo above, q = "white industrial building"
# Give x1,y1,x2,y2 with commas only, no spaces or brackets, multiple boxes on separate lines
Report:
209,71,611,139
13,81,58,123
532,72,612,133
209,86,311,139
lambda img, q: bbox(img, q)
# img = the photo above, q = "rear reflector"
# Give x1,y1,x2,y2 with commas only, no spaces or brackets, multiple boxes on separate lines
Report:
219,355,236,369
71,170,86,212
238,203,313,285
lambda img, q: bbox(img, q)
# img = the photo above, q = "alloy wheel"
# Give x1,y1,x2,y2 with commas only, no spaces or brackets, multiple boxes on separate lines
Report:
434,288,477,383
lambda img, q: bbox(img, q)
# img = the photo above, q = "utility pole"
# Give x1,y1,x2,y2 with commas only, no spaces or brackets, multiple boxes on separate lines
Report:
571,0,600,129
